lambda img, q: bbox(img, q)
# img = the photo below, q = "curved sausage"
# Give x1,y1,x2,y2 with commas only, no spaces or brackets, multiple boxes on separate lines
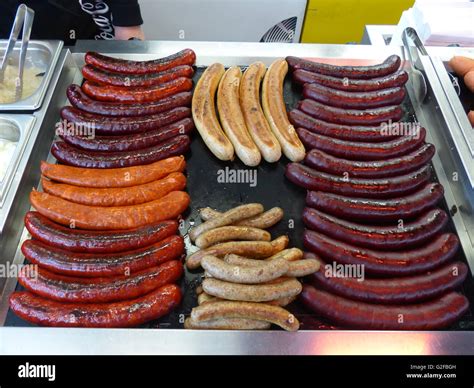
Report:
85,49,196,74
67,84,192,117
293,69,409,91
303,83,406,109
305,183,445,222
41,172,186,207
297,127,426,161
9,284,182,327
19,260,183,302
298,99,403,126
286,163,431,198
40,156,186,188
303,207,448,250
82,64,194,87
303,230,459,276
304,145,435,178
60,105,191,136
309,261,468,304
51,135,191,169
286,55,401,79
22,235,184,277
60,118,194,152
24,211,179,253
289,109,401,142
300,285,468,330
82,78,193,103
30,190,190,230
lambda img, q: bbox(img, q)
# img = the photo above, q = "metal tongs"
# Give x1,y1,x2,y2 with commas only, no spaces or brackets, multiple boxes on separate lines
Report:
0,4,35,101
402,27,428,104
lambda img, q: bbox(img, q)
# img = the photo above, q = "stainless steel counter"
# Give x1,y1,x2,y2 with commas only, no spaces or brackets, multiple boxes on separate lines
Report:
0,40,473,355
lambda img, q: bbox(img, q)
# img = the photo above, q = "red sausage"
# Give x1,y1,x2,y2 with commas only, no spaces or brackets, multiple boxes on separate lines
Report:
9,284,182,327
297,127,426,161
298,99,403,126
308,261,468,304
286,55,401,79
82,78,193,103
303,230,459,276
285,163,431,198
24,211,178,253
85,49,196,74
21,235,184,277
303,83,406,109
305,183,445,222
289,109,401,142
293,69,409,91
18,260,183,303
60,106,191,136
300,285,468,330
51,135,191,169
303,207,448,250
82,64,194,87
304,145,435,178
60,118,194,152
67,84,192,117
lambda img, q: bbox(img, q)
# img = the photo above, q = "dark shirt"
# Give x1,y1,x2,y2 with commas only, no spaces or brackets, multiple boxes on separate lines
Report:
0,0,143,44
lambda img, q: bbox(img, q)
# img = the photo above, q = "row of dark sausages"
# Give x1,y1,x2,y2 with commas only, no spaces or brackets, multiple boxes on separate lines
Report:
284,54,470,330
9,49,198,327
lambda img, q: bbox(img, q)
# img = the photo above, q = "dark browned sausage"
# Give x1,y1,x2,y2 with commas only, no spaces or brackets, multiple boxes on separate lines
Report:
304,145,435,178
67,84,192,117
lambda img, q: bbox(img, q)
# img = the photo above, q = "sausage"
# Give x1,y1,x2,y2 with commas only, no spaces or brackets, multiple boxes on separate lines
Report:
51,135,191,169
240,62,282,163
67,84,192,117
190,203,264,241
303,230,459,276
24,211,179,254
84,49,196,74
270,236,289,254
300,285,468,330
265,248,303,262
286,55,401,79
286,163,431,198
60,106,191,136
199,207,284,229
298,99,403,126
22,235,184,277
201,255,289,284
82,64,194,87
309,261,468,304
284,259,321,277
194,226,271,249
82,78,193,103
293,69,409,91
40,155,185,188
304,144,435,178
186,241,274,270
303,83,406,109
289,109,401,142
41,172,186,207
190,300,299,331
9,284,182,327
303,207,448,250
185,317,271,330
306,183,445,222
202,277,302,302
18,260,183,302
217,66,261,166
60,117,194,152
30,190,190,230
192,63,234,161
297,127,426,161
262,59,305,161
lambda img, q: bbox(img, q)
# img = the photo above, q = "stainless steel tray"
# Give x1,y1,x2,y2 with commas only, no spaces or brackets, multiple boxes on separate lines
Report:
0,40,63,111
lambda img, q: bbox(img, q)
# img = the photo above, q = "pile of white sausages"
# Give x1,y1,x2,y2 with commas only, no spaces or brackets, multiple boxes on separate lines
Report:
185,203,320,331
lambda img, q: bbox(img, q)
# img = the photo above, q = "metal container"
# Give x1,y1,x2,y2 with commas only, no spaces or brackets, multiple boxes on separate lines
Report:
0,40,63,111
